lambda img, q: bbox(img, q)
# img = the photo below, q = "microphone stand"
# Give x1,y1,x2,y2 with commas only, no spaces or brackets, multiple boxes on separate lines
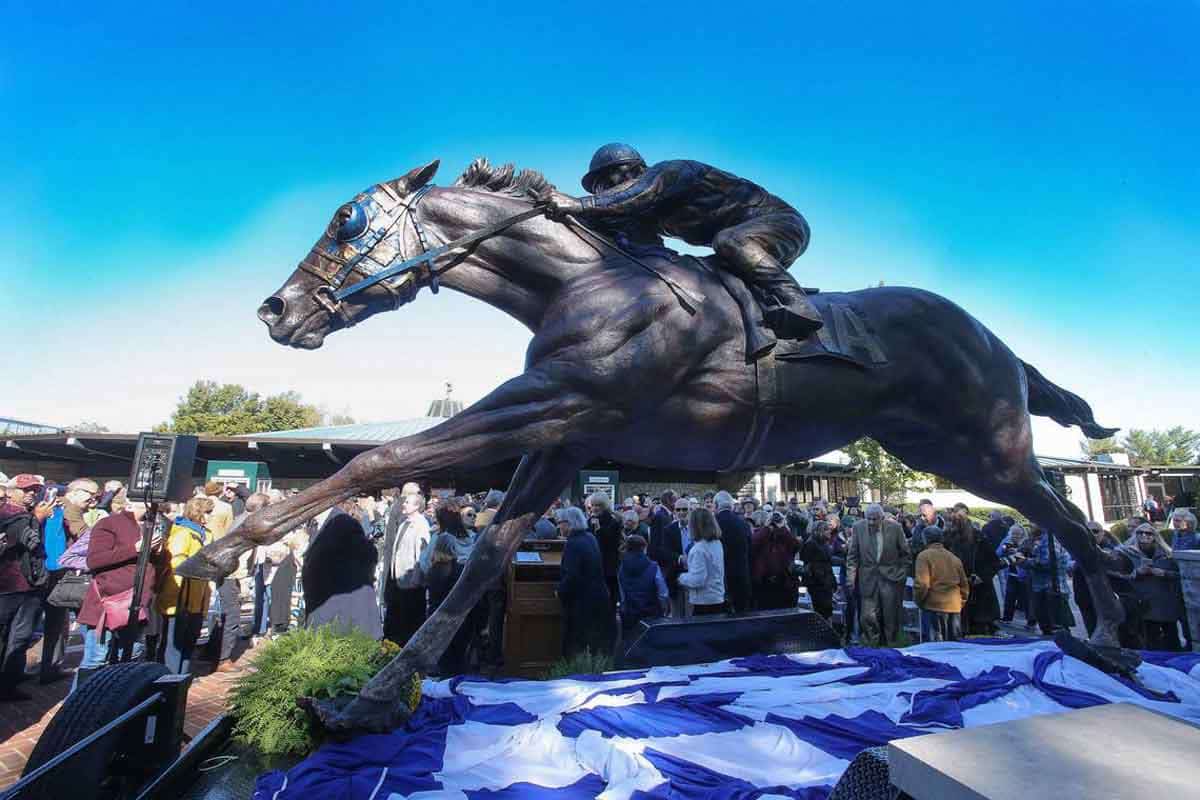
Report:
118,455,160,663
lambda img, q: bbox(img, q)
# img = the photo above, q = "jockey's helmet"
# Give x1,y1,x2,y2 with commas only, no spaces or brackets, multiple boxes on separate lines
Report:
581,143,646,193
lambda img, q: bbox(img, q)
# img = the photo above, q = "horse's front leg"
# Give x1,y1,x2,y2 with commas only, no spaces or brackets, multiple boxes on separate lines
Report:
176,371,617,581
308,445,594,735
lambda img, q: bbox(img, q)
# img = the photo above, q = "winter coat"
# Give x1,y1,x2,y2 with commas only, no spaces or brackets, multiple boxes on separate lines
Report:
593,510,623,579
157,518,211,616
751,524,800,582
910,516,945,555
557,529,611,652
1126,542,1185,623
42,506,70,572
0,507,44,592
1172,530,1200,552
78,510,158,628
1030,535,1073,594
677,539,726,606
618,551,665,627
800,537,837,595
914,543,970,613
716,509,752,611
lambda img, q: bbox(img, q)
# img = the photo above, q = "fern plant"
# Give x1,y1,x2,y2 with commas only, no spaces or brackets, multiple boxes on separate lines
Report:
228,626,414,756
540,648,614,680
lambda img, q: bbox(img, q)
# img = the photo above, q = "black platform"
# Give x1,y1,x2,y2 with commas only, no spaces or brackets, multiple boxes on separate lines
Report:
621,608,841,668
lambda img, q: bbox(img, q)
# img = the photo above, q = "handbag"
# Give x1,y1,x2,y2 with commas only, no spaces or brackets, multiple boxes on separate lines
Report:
47,571,91,610
95,584,150,635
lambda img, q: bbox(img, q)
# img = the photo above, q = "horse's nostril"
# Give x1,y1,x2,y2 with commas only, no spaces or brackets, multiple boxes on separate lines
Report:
259,296,286,324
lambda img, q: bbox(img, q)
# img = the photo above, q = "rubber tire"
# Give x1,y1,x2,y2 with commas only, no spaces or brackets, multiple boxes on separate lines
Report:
21,661,171,800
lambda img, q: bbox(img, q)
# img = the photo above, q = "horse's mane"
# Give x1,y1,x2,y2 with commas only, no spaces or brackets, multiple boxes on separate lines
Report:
455,157,556,200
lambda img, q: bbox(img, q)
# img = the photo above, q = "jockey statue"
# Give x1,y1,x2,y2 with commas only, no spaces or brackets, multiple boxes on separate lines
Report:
544,143,823,346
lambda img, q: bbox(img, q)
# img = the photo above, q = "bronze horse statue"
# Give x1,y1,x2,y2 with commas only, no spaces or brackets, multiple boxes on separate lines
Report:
178,158,1122,734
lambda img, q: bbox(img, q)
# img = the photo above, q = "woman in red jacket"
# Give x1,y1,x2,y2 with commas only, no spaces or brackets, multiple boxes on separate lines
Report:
74,503,162,687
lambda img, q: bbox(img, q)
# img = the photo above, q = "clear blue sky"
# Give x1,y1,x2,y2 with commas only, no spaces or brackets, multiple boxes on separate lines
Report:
2,2,1197,455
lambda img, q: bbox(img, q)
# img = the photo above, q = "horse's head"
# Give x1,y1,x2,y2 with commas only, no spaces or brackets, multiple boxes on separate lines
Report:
257,160,440,349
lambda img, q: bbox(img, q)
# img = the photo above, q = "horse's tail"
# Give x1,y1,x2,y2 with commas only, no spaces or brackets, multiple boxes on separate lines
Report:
1021,360,1119,439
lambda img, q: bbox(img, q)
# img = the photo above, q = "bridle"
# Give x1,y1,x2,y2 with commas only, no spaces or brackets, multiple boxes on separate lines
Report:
303,181,542,326
302,182,440,325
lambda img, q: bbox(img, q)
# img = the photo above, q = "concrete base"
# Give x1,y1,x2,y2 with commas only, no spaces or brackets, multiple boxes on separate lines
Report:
1173,550,1200,652
888,703,1200,800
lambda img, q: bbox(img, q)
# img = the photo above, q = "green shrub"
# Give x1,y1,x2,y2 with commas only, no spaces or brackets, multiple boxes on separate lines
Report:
228,626,406,756
540,649,614,680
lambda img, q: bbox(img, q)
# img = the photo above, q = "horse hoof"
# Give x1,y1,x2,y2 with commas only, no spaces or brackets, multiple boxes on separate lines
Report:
301,693,411,739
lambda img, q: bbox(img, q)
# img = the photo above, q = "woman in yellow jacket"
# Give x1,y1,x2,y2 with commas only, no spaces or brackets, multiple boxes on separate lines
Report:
157,497,212,674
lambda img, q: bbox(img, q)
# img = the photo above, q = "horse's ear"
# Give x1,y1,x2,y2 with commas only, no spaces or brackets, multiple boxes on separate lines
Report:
394,160,440,194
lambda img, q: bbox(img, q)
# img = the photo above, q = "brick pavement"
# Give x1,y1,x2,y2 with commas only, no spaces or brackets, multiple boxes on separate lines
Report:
0,633,262,791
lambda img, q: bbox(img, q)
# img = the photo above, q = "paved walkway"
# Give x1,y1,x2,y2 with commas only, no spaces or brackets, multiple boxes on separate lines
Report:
0,628,261,791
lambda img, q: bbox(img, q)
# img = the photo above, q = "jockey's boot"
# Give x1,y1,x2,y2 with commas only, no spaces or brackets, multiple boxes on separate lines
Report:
753,265,823,340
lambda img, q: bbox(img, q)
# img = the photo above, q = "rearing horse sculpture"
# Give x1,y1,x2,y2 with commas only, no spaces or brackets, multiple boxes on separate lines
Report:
178,158,1122,734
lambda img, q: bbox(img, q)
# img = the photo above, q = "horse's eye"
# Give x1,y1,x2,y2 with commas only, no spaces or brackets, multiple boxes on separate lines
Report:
333,203,368,242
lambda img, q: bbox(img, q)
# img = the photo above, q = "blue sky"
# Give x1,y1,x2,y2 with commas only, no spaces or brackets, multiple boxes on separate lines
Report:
2,2,1197,456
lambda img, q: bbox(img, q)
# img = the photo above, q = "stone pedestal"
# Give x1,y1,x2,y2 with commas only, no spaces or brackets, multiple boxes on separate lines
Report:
889,703,1200,800
1173,550,1200,652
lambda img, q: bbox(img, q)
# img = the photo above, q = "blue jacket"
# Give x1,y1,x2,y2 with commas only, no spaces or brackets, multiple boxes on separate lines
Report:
1172,530,1200,552
996,533,1027,579
1030,535,1072,594
42,506,69,572
618,552,666,626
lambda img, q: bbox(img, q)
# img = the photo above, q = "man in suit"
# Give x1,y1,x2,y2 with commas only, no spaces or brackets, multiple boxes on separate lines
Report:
652,497,687,616
846,503,911,646
714,491,753,614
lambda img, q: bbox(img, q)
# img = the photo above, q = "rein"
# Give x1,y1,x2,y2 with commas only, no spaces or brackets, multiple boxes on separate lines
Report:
319,184,704,318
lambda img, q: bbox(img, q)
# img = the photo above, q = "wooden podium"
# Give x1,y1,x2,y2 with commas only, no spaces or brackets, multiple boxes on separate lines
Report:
502,539,564,677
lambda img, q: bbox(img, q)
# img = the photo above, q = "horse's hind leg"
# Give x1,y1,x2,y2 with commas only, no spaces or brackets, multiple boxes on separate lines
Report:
877,412,1123,648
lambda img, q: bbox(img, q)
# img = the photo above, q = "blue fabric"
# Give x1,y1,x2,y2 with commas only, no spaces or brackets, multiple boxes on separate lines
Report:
902,666,1030,727
42,507,68,571
1140,650,1200,675
255,641,1200,799
466,775,609,799
557,692,750,739
1029,651,1109,709
766,710,927,762
842,647,964,684
636,748,831,800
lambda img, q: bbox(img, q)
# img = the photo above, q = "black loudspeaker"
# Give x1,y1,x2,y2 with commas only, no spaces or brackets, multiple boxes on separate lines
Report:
621,608,841,669
129,433,199,503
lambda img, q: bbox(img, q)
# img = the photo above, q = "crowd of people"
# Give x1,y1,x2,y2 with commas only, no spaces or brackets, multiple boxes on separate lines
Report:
0,474,305,702
3,470,1197,701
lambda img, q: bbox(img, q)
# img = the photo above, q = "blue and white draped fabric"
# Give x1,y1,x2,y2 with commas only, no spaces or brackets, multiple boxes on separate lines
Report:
254,640,1200,800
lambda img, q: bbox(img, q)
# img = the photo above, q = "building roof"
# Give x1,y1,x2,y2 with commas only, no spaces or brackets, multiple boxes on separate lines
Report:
245,418,444,443
1036,454,1144,473
0,417,61,436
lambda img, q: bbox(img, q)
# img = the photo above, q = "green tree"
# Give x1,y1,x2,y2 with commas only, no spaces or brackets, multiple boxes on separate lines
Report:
156,381,323,435
843,438,933,505
1080,436,1123,459
1119,427,1199,466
